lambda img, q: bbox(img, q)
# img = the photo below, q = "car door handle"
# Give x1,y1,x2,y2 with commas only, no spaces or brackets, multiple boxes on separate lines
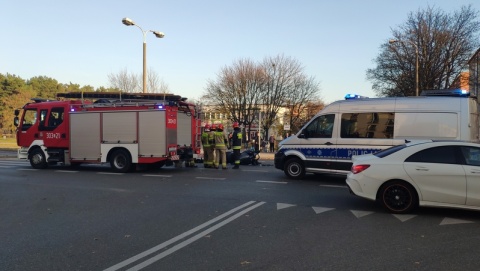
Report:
324,142,333,145
415,167,429,171
470,170,480,174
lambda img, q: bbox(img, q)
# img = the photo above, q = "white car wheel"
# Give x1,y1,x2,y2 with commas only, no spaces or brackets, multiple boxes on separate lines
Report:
379,181,418,214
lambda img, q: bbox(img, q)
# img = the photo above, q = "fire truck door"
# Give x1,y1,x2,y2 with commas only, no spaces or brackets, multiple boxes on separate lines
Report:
39,107,68,148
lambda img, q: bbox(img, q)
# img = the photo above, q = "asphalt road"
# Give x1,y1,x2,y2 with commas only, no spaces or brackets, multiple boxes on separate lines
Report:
1,157,480,271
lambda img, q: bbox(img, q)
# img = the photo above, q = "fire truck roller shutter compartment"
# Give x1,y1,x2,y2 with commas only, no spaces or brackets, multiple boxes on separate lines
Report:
177,112,192,147
70,112,101,160
102,112,137,143
139,111,167,156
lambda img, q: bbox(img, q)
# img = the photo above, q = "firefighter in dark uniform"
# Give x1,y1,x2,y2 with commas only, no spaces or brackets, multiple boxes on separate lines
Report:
231,122,242,169
201,124,212,168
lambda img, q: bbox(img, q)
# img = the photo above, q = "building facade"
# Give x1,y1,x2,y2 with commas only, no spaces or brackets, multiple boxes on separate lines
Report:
468,48,480,97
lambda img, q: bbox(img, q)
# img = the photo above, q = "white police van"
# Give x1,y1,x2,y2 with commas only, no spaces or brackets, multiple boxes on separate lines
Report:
274,89,479,179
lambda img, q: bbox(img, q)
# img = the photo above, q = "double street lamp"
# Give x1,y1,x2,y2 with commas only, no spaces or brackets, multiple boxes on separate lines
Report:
122,17,165,93
389,39,419,96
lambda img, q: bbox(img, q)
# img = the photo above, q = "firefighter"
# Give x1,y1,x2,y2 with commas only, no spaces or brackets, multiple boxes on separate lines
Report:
214,124,229,169
201,124,212,168
231,122,242,169
208,124,217,168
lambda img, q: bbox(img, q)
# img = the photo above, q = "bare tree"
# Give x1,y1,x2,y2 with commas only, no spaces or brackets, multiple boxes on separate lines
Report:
108,67,169,93
203,55,323,141
283,75,322,134
203,58,266,141
260,54,321,137
108,68,139,93
367,5,480,97
147,68,170,94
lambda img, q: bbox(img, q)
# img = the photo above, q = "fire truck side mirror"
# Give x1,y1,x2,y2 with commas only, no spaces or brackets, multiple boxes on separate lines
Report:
14,109,20,116
13,116,19,127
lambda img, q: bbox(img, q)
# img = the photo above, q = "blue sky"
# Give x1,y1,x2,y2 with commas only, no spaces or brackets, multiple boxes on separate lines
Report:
2,0,479,104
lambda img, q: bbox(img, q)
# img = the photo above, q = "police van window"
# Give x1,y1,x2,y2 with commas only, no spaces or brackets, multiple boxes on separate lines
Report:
341,112,394,139
303,114,334,138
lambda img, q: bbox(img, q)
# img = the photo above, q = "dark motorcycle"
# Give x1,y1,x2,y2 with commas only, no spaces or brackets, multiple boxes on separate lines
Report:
226,148,260,165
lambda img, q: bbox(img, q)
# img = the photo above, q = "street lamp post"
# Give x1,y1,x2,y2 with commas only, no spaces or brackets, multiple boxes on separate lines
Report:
389,39,419,96
252,107,262,151
258,110,262,152
122,17,165,93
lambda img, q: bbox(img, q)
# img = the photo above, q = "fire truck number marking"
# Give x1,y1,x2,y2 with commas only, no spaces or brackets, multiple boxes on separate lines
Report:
46,132,61,139
168,118,176,124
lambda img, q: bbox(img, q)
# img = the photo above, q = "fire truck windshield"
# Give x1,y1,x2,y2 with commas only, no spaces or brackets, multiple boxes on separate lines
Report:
21,109,37,130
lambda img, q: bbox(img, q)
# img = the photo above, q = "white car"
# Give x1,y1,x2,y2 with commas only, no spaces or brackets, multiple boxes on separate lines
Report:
346,140,480,214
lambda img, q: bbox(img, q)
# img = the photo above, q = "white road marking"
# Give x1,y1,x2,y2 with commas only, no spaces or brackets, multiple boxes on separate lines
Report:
0,161,29,165
393,214,417,222
312,207,335,214
195,177,226,180
142,174,172,178
105,188,131,193
55,170,79,173
0,165,13,168
256,180,287,184
351,210,374,218
440,217,474,226
127,201,266,271
104,201,263,271
277,203,296,210
97,172,124,175
319,185,347,189
17,169,38,171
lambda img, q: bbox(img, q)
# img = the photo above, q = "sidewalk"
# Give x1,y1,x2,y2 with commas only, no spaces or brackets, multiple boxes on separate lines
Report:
258,151,275,160
0,149,277,161
0,149,17,158
0,149,275,161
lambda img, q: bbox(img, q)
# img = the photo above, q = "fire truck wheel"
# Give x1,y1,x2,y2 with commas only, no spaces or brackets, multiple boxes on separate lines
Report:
30,148,48,169
110,149,133,173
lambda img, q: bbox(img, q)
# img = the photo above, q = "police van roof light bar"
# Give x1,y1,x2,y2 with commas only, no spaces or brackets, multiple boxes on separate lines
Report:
420,89,470,97
345,94,369,100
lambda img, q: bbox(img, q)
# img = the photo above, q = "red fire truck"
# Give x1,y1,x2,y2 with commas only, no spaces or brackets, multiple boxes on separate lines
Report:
13,92,202,172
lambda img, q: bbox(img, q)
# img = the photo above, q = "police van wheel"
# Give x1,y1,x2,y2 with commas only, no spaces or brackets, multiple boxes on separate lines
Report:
110,149,132,173
284,158,305,179
30,148,48,169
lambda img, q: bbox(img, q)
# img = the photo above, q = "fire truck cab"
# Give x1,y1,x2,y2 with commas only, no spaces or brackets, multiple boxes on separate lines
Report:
14,92,202,172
